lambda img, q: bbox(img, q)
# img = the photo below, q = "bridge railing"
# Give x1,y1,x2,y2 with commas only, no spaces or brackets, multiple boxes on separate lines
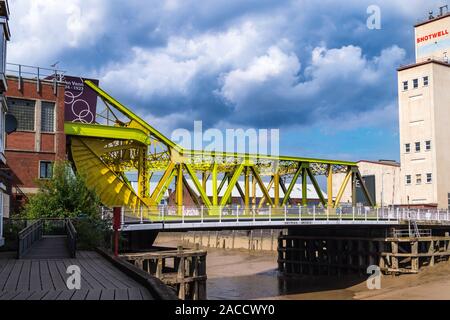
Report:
114,205,450,227
66,219,77,259
17,220,43,259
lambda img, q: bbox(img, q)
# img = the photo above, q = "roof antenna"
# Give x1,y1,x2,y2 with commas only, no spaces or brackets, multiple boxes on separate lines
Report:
439,5,449,16
429,10,434,20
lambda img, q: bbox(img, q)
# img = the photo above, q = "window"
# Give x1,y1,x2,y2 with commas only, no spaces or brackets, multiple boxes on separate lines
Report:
41,102,55,132
416,174,422,184
413,78,419,89
406,175,411,185
39,161,53,179
403,81,408,91
7,98,35,131
405,143,411,153
426,140,431,151
423,76,429,86
415,142,421,152
426,173,432,183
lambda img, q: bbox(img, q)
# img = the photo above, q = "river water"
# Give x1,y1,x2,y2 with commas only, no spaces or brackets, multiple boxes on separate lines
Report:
155,235,450,300
155,236,361,300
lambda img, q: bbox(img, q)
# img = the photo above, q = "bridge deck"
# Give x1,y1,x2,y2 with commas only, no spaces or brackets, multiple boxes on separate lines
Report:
0,251,153,300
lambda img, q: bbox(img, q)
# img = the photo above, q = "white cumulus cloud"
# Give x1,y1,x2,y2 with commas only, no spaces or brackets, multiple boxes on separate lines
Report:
8,0,107,65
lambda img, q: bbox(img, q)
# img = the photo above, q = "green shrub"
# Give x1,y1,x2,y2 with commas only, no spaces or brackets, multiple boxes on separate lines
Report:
74,217,113,250
23,161,101,219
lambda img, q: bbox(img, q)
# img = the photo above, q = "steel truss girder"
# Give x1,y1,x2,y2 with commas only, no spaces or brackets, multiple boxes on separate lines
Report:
65,81,376,215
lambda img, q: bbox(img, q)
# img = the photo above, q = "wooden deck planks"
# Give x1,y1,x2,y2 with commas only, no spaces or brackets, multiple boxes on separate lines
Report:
0,260,15,291
40,261,55,291
76,254,128,289
65,257,107,290
0,291,20,300
56,289,75,301
29,260,41,291
114,288,129,300
81,251,137,288
3,260,22,292
85,289,102,301
128,287,143,300
61,258,95,290
47,260,67,290
28,291,51,301
0,251,154,300
99,288,115,300
41,290,62,301
71,289,89,300
16,260,31,291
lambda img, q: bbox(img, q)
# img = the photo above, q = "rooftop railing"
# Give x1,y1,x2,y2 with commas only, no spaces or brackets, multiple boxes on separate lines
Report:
5,62,66,94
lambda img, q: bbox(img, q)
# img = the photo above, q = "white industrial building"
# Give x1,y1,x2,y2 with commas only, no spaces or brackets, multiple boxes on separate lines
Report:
336,8,450,209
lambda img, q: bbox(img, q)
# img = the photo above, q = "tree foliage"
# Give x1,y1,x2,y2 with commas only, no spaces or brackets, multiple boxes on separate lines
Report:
24,161,101,219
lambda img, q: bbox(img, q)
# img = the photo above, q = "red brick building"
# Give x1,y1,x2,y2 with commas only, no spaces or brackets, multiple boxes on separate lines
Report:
5,74,66,213
0,0,9,246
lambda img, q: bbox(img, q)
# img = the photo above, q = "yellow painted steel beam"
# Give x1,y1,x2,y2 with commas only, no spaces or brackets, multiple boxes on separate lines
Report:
220,164,245,206
252,175,256,206
183,149,358,167
334,167,352,208
279,178,289,205
274,172,280,207
177,164,183,213
66,82,377,215
65,122,151,145
245,167,250,209
235,181,245,202
306,167,326,206
212,163,218,206
137,146,149,199
251,166,274,207
150,162,175,203
327,165,333,208
351,171,357,207
202,172,210,191
184,163,212,208
155,169,176,204
302,165,308,207
217,172,228,197
281,165,302,206
84,80,180,150
227,174,232,205
258,176,274,209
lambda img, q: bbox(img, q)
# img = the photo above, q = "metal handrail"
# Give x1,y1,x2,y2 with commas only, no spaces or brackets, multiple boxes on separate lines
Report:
5,62,66,93
392,229,432,238
16,218,78,259
116,205,450,229
66,219,77,258
17,220,43,259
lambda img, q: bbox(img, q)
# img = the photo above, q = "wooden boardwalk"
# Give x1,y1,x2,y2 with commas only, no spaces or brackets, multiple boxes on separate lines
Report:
22,236,71,260
0,251,154,300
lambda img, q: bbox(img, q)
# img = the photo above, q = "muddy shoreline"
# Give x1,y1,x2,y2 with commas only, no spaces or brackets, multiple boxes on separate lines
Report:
155,234,450,300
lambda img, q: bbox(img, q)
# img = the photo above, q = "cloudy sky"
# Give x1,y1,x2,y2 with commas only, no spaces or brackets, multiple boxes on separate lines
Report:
7,0,447,161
